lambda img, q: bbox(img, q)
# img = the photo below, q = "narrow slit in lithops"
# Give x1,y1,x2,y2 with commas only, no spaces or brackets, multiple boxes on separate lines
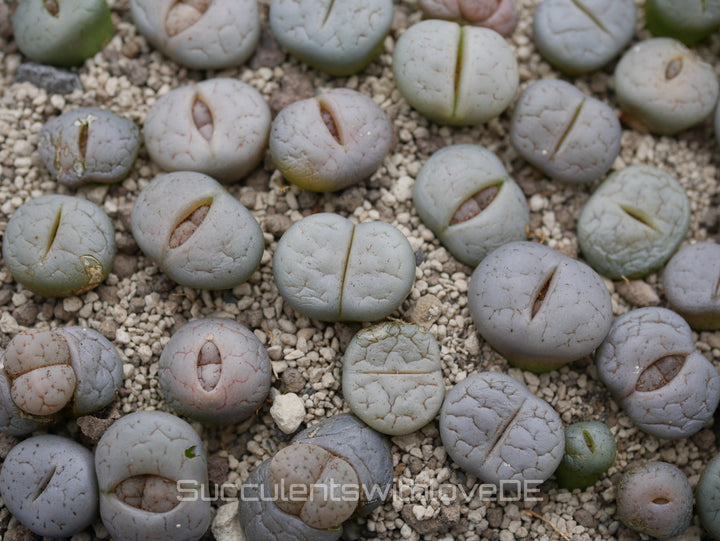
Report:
166,0,211,37
33,466,57,501
583,430,594,452
45,208,63,258
192,96,213,141
531,269,556,319
487,400,525,457
44,0,59,16
450,183,501,225
197,341,222,392
322,0,337,26
635,354,685,392
619,204,661,233
337,225,356,319
550,100,584,159
665,57,684,80
115,475,181,512
451,26,465,118
78,122,89,159
319,102,342,145
569,0,610,34
652,497,671,505
713,273,720,299
168,200,212,249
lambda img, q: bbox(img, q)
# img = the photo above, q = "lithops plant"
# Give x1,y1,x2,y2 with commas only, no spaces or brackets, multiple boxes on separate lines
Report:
95,411,211,541
130,171,264,290
413,144,529,267
554,421,617,490
596,307,720,439
417,0,517,35
697,453,720,539
2,194,115,297
645,0,720,45
0,434,98,537
468,241,613,372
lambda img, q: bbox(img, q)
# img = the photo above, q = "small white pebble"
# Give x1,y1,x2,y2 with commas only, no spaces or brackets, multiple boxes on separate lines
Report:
270,393,306,434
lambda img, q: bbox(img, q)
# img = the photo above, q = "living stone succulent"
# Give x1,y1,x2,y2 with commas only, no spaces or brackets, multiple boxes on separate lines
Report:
418,0,517,35
645,0,720,46
697,453,720,539
554,421,617,490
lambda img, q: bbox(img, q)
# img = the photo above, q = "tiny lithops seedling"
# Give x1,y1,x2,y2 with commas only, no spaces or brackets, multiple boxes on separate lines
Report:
510,79,621,184
12,0,114,67
130,171,264,290
413,144,529,267
273,213,415,322
38,107,140,187
270,88,393,192
554,421,617,490
645,0,720,46
393,20,518,126
417,0,517,35
596,307,720,439
2,194,115,297
533,0,636,75
615,38,719,135
578,165,690,280
468,241,613,372
697,453,720,539
616,461,693,539
0,434,98,537
144,78,271,184
269,0,393,76
95,411,211,541
129,0,260,69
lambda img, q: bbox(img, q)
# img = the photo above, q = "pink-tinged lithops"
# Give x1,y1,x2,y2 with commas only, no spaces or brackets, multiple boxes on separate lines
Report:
418,0,517,36
38,107,140,187
0,435,98,537
2,194,115,297
393,20,518,125
95,411,211,541
268,0,393,76
697,453,720,539
129,0,260,70
439,372,564,485
533,0,636,75
615,38,719,135
0,369,41,436
342,321,444,436
577,165,690,280
269,88,392,192
158,317,271,424
510,79,621,184
596,307,720,439
413,144,528,266
273,213,415,322
130,171,264,290
144,78,271,184
468,241,613,372
646,0,720,46
663,242,720,330
616,461,693,539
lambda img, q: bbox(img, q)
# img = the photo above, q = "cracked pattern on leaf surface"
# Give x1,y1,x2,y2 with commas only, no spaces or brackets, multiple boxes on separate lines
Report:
418,0,517,36
697,453,720,538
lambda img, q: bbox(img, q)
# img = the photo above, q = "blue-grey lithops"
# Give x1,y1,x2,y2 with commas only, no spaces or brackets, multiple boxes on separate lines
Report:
510,79,621,184
533,0,636,75
577,165,690,280
95,411,211,541
615,38,719,135
144,78,271,184
130,171,264,290
159,317,271,424
342,321,444,436
417,0,517,35
129,0,260,69
469,241,613,372
269,88,393,192
393,20,518,125
697,453,720,539
269,0,393,76
38,107,140,187
0,434,98,537
2,194,115,297
439,372,564,485
596,307,720,439
645,0,720,46
554,421,617,490
413,144,529,267
273,213,415,322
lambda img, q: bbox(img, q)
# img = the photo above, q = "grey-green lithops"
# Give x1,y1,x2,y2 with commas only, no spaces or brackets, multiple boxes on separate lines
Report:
269,0,393,76
12,0,113,66
510,79,621,184
38,107,140,187
269,88,392,192
615,38,719,135
393,20,518,125
697,453,720,539
143,78,271,184
130,171,264,290
577,165,690,280
645,0,720,46
2,194,115,297
417,0,517,35
342,321,444,436
554,421,616,490
413,144,528,266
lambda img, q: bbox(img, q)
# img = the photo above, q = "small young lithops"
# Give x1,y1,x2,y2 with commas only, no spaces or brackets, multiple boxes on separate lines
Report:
2,194,116,297
129,0,260,69
0,435,98,537
554,421,617,490
393,20,518,125
269,88,393,192
417,0,517,35
615,38,719,135
144,78,271,184
95,411,211,541
269,0,394,76
645,0,720,45
413,144,529,267
577,165,690,280
38,107,140,187
697,453,720,539
468,241,613,372
596,307,720,439
130,171,264,290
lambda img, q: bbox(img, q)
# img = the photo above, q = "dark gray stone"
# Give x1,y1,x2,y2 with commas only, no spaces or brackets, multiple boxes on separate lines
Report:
15,63,83,94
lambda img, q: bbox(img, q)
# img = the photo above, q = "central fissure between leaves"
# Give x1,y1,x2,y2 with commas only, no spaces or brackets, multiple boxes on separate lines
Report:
635,354,685,392
169,201,211,249
450,184,501,225
44,0,59,16
197,341,222,391
166,0,212,37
